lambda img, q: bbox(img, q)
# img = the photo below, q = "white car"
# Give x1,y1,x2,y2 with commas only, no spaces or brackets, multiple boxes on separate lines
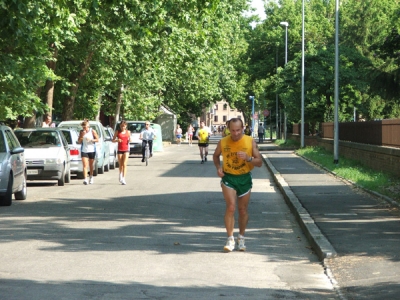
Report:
58,120,111,174
15,128,71,186
0,124,27,206
124,121,156,155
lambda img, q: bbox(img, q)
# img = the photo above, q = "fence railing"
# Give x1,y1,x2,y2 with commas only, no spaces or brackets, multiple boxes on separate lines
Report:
293,119,400,148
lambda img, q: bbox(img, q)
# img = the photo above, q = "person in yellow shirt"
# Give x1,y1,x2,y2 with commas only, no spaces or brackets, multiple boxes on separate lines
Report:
213,118,262,252
196,121,211,164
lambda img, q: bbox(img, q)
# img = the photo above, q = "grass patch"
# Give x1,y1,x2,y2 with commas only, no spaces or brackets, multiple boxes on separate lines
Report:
296,146,400,201
274,139,300,148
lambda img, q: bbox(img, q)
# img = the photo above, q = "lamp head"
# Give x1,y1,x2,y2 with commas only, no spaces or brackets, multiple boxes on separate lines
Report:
280,21,289,27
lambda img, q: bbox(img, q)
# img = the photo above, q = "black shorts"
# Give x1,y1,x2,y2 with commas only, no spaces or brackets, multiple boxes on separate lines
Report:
198,143,209,147
81,152,96,159
117,151,129,155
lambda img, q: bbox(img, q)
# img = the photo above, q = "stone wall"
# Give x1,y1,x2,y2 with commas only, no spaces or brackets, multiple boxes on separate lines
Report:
290,135,400,177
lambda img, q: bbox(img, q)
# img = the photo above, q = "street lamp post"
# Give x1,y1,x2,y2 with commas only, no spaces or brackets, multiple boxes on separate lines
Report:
249,96,255,137
301,1,305,148
280,21,289,142
334,0,339,164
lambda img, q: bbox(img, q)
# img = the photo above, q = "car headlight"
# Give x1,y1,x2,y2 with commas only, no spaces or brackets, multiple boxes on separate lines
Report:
45,158,63,164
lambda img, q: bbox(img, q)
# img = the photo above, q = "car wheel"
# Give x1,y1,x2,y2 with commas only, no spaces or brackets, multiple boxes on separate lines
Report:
15,172,27,200
65,167,71,183
104,160,110,172
98,159,105,174
110,154,116,170
0,174,13,206
93,159,98,176
58,166,65,186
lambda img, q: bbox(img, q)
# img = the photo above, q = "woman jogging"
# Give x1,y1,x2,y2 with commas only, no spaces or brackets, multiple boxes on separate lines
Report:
113,121,131,185
77,120,99,185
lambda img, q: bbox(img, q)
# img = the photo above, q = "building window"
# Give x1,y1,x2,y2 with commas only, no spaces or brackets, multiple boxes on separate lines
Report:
215,104,218,110
214,115,218,122
238,116,242,119
223,116,227,122
223,104,228,110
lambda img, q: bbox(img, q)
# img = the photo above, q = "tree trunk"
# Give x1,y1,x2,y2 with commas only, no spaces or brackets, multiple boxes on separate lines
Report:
62,50,95,120
44,45,58,117
23,87,42,128
114,83,124,126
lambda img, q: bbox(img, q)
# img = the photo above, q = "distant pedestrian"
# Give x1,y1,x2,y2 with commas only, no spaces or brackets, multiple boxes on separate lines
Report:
175,124,183,146
113,121,131,185
258,123,265,143
42,114,55,128
222,120,230,137
213,118,262,252
187,124,194,146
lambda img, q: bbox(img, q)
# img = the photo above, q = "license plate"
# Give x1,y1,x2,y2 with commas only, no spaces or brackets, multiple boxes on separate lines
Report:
27,169,39,175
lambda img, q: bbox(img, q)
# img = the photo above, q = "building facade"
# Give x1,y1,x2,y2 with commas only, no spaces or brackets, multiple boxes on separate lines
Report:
199,100,243,129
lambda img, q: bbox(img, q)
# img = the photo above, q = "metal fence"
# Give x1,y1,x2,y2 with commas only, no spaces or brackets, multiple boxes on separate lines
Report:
293,119,400,148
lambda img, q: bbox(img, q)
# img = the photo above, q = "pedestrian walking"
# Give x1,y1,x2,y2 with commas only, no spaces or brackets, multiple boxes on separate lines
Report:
77,120,99,185
196,121,211,164
212,117,262,252
113,120,131,185
258,123,265,143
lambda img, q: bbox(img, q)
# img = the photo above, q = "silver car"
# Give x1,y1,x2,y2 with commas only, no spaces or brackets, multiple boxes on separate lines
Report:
104,126,118,169
0,125,27,206
15,128,71,186
60,128,85,178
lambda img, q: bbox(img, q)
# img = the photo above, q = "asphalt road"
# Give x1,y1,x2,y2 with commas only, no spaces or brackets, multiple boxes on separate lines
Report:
0,141,338,299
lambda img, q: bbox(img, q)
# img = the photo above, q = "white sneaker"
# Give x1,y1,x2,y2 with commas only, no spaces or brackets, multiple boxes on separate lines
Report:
121,178,126,185
223,237,235,252
83,178,88,185
119,173,123,183
237,237,246,251
89,177,94,184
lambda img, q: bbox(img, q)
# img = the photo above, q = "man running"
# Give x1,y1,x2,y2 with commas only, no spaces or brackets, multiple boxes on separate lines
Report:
213,118,262,252
196,121,211,164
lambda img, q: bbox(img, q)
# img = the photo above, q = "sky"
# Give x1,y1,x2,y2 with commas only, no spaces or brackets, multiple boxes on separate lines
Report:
250,0,266,20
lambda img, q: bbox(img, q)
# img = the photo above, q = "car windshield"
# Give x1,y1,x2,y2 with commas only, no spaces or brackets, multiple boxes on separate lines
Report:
127,123,146,133
0,131,5,152
15,131,61,147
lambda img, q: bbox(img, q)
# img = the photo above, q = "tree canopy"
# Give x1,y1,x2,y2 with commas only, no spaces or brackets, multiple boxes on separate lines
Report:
1,0,400,129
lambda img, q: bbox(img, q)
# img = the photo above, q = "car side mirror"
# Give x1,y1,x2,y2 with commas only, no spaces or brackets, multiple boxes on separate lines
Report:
11,147,25,154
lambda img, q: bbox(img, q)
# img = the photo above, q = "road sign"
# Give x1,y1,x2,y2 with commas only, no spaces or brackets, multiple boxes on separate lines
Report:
263,110,270,117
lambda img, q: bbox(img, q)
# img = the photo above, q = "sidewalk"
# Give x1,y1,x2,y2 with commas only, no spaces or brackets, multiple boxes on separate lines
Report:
259,141,400,300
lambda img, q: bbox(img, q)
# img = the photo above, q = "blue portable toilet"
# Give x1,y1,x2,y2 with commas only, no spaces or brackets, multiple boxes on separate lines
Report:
151,123,163,152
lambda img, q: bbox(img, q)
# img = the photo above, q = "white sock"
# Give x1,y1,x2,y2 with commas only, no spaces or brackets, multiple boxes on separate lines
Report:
228,236,234,240
238,234,245,239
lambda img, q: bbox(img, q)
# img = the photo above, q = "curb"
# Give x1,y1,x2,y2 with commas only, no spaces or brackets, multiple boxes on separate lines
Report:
262,154,337,261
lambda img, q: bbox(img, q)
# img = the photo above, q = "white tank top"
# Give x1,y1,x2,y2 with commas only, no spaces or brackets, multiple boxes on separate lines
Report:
82,128,95,153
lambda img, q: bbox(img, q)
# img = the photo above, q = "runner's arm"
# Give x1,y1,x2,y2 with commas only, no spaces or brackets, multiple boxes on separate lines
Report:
213,141,224,178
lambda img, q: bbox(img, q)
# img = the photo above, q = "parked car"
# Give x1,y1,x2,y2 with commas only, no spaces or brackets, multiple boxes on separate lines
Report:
124,121,156,155
104,126,117,169
58,120,111,174
0,124,27,206
59,128,85,179
14,128,71,186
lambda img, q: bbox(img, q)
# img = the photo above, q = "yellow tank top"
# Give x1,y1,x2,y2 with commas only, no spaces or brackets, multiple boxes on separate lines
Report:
198,128,209,143
220,135,254,175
